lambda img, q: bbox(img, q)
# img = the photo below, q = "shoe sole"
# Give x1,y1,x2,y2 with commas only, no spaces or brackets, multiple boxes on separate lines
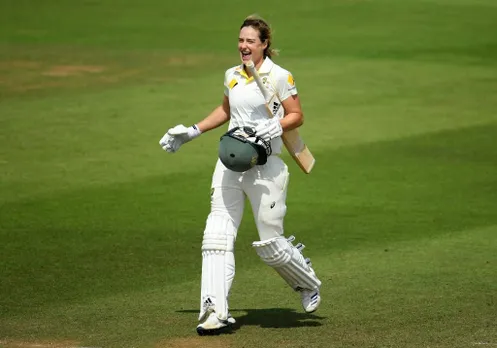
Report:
196,324,231,336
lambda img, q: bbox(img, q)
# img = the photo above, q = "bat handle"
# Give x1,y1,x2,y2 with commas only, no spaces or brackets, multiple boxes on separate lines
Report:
245,60,270,100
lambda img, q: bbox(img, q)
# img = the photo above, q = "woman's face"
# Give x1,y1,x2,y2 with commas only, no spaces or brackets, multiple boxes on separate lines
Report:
238,26,267,64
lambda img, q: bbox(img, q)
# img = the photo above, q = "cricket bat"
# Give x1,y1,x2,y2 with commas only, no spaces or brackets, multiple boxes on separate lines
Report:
245,60,315,174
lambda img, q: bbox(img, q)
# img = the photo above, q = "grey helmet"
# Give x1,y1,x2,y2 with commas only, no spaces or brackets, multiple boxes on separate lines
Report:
218,127,272,172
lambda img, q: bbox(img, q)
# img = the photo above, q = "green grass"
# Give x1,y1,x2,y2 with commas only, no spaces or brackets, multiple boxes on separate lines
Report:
1,0,497,347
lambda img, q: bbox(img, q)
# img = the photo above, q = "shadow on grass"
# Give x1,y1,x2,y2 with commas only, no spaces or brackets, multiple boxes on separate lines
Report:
178,307,325,332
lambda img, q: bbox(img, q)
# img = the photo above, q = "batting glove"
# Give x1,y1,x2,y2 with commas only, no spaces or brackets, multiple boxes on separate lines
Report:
159,124,201,153
254,118,283,141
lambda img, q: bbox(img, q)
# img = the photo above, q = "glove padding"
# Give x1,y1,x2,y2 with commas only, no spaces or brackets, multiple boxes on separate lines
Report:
254,118,283,141
159,124,201,153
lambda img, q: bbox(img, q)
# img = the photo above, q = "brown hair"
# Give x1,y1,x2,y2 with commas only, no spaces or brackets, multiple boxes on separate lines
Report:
240,14,279,58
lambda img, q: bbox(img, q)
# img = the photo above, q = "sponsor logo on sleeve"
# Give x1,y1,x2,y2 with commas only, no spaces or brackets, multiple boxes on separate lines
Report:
287,74,295,86
287,74,297,92
229,79,238,89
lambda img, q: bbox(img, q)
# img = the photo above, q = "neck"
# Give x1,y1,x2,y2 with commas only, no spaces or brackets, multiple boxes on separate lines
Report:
254,56,265,69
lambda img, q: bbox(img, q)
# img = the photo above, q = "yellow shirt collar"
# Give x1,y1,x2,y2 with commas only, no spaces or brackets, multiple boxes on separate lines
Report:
235,57,274,81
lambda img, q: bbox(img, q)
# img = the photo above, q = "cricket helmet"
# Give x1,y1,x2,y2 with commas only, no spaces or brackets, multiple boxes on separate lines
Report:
218,127,272,172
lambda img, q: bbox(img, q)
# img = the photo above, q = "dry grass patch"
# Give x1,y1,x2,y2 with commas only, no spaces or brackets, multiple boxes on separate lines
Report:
0,340,81,348
42,65,106,77
156,336,233,348
0,60,42,69
0,45,227,97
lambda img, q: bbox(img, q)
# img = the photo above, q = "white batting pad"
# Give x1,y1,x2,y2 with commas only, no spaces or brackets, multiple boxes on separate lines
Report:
199,213,236,322
252,236,321,291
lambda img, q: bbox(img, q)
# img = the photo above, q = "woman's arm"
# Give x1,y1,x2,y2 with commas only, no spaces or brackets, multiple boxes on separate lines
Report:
280,94,303,132
197,95,231,133
159,95,230,153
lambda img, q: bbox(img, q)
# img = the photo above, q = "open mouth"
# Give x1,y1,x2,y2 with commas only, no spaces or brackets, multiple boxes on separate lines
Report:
240,51,252,61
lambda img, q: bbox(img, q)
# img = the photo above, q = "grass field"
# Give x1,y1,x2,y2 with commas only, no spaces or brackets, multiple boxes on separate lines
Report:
1,0,497,347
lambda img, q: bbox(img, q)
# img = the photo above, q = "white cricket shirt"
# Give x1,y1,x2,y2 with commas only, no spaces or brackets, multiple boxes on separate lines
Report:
223,57,298,155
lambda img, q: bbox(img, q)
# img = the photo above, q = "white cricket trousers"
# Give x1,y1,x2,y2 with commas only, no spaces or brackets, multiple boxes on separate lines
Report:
209,155,290,241
198,155,290,321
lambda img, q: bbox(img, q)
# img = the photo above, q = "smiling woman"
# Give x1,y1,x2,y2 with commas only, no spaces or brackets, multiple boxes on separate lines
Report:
238,15,279,64
158,13,321,336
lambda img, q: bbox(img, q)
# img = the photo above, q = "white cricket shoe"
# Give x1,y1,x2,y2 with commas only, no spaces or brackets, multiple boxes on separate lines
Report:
227,312,236,324
300,289,321,313
196,310,233,336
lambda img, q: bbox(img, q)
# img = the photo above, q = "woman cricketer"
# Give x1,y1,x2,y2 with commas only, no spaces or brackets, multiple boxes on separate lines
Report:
159,15,322,335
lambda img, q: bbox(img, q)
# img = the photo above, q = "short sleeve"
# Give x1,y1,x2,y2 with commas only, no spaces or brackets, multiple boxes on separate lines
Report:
224,70,230,96
276,71,298,101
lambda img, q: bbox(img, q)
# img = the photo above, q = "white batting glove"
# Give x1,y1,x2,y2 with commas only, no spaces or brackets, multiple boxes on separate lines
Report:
159,124,201,153
254,118,283,141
